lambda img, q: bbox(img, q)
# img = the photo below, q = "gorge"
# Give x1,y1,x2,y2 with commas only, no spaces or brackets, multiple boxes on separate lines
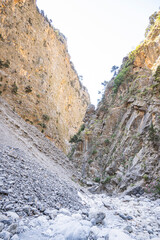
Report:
0,1,160,240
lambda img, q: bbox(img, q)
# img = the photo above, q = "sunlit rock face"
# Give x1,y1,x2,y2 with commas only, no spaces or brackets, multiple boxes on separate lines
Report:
0,0,90,153
70,12,160,195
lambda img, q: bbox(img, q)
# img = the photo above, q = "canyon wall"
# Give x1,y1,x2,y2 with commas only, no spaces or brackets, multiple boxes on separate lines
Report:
0,0,90,152
70,12,160,196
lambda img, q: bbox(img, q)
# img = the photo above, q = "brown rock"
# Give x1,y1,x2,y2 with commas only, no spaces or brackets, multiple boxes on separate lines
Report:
0,0,90,152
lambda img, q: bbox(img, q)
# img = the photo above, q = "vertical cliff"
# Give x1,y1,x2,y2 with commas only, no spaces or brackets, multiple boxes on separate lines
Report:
0,0,90,152
70,12,160,195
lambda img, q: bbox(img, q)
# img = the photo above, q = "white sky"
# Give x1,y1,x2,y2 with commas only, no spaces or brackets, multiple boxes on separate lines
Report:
36,0,160,106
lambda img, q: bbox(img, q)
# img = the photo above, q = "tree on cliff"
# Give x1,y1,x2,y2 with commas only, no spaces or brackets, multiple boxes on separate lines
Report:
111,65,119,76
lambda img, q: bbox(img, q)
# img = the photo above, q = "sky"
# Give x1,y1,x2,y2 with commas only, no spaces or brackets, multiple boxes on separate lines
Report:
36,0,160,106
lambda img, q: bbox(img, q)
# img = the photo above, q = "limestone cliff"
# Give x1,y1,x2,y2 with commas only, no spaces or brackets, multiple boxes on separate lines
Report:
0,0,90,152
70,12,160,196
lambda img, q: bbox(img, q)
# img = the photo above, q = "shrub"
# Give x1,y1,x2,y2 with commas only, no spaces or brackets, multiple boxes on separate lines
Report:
154,65,160,82
78,124,85,134
67,146,75,159
11,82,18,94
69,124,85,143
145,178,160,195
155,179,160,194
0,59,10,68
0,34,4,41
102,175,113,184
38,123,46,128
92,149,97,155
148,123,159,143
145,12,158,37
69,134,78,143
104,138,110,145
88,159,93,164
94,177,100,183
143,174,149,182
113,66,131,93
42,114,50,121
25,85,32,93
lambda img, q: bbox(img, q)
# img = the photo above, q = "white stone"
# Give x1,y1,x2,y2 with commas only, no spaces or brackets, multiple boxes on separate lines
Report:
58,208,71,216
11,234,19,240
109,229,134,240
6,212,19,220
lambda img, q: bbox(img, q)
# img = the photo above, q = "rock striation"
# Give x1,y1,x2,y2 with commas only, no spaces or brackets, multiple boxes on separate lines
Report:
70,12,160,196
0,0,90,153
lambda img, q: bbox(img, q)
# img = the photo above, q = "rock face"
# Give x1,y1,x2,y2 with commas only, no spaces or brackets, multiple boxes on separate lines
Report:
0,94,160,240
70,12,160,195
0,0,90,152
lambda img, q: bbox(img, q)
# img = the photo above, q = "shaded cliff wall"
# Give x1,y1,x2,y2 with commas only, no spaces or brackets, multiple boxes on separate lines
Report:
0,0,90,152
70,12,160,195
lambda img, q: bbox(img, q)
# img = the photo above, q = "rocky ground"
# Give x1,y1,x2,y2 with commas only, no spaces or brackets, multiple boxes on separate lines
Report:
0,98,160,240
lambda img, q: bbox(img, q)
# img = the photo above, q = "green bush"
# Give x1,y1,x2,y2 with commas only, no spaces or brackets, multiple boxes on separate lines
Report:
42,114,50,121
102,175,113,184
149,123,158,142
104,138,110,145
25,85,32,93
11,82,18,94
69,134,79,143
78,124,85,134
145,12,158,37
88,159,93,164
113,66,131,93
92,149,97,155
154,65,160,82
38,123,46,128
155,179,160,194
94,177,100,183
69,124,85,143
0,59,10,68
143,174,149,182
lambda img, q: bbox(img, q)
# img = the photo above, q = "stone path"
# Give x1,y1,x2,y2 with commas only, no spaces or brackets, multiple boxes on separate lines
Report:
1,191,160,240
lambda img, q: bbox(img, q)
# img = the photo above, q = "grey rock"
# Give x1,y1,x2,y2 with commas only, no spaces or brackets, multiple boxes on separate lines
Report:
0,230,11,240
0,223,4,232
88,231,97,240
22,205,31,215
7,223,18,235
44,209,58,219
0,189,9,195
126,186,144,196
6,212,19,221
36,201,45,212
11,235,19,240
95,212,106,225
82,209,89,217
59,208,71,216
124,225,133,233
0,214,12,225
5,204,14,211
118,213,133,221
0,181,3,187
105,235,109,240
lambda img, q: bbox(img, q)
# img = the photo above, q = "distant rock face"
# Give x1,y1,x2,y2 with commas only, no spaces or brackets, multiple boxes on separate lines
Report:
70,12,160,195
0,0,90,152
